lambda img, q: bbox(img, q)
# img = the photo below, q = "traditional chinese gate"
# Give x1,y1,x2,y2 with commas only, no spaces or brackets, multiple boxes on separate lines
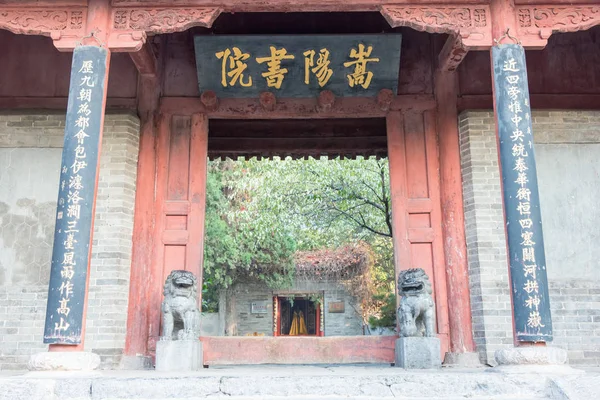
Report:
138,112,450,363
124,32,469,365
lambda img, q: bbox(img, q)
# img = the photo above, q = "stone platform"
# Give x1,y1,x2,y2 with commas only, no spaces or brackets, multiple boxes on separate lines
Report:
0,365,597,400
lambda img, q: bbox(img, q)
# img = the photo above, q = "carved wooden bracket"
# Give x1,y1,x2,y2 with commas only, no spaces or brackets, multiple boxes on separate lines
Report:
437,34,469,72
109,7,221,51
380,5,493,50
517,6,600,49
0,8,87,51
380,5,492,71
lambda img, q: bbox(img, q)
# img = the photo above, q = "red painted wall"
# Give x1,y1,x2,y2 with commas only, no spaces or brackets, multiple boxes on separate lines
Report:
459,27,600,96
0,31,138,99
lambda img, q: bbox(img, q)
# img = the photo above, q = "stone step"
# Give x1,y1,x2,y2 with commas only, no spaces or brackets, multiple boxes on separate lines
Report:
1,365,595,400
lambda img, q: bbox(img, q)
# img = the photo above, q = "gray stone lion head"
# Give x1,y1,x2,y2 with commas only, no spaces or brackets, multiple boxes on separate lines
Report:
163,270,198,300
398,268,432,297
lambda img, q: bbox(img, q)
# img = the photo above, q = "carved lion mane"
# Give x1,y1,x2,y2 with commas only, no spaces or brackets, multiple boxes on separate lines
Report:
397,268,435,337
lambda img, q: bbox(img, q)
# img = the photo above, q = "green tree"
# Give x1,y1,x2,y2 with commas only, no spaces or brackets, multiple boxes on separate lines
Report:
203,157,396,327
202,161,296,311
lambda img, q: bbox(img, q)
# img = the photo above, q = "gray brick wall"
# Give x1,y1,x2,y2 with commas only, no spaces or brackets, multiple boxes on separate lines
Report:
0,111,140,370
459,110,600,366
225,280,363,337
459,111,513,365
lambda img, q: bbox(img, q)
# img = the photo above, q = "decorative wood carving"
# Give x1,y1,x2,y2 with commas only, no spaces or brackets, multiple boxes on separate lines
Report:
517,6,600,48
380,5,492,49
108,7,220,51
111,7,221,34
380,5,492,71
0,8,86,50
0,9,83,34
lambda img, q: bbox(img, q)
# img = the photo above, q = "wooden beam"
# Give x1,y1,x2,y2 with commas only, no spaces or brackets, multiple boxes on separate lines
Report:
129,43,157,77
437,34,469,73
3,0,597,8
160,95,436,119
207,118,387,159
208,136,388,153
107,0,492,13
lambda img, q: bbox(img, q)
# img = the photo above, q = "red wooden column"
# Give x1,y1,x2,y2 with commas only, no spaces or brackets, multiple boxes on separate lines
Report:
122,75,159,369
188,114,210,289
435,70,479,365
145,112,209,356
386,111,410,291
386,110,451,356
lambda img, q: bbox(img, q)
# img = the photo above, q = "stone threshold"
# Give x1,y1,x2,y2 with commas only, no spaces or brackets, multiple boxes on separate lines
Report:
1,365,597,399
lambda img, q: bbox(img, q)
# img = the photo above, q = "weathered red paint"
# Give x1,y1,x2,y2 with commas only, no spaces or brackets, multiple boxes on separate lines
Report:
2,0,599,364
159,96,436,119
386,111,450,355
129,43,157,77
187,113,209,307
123,76,159,358
143,110,209,353
200,336,396,365
435,70,476,354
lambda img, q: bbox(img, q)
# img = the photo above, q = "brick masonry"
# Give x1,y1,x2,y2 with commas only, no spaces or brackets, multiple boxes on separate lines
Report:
225,280,363,337
459,110,600,366
0,111,140,370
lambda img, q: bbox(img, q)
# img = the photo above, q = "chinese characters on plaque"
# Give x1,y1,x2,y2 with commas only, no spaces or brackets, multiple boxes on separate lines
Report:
194,35,402,98
492,44,552,342
44,46,108,344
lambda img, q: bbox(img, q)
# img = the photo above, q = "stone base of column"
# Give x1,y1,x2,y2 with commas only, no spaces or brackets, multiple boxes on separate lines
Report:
443,352,482,368
155,340,203,372
493,346,583,374
119,354,153,370
394,337,441,369
28,351,101,371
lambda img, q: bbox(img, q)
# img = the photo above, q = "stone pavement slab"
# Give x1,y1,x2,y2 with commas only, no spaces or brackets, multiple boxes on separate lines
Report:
0,365,597,400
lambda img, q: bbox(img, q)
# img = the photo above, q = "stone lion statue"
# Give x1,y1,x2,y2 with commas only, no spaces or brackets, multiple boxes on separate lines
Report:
161,270,201,340
397,268,435,337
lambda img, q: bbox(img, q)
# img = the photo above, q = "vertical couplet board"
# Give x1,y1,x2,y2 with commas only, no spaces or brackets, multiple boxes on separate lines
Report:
148,113,208,352
387,110,450,354
44,46,109,344
492,44,552,342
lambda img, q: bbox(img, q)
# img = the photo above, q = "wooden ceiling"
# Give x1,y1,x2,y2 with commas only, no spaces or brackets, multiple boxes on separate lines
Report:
207,118,387,160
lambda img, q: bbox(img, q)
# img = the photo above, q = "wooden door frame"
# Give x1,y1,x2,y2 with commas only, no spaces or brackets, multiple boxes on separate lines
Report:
124,96,471,361
274,295,323,337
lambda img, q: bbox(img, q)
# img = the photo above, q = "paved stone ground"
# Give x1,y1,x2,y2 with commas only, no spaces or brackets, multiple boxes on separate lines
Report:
1,364,598,399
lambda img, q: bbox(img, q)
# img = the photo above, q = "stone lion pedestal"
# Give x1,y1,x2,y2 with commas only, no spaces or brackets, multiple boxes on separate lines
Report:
155,340,203,372
395,337,441,369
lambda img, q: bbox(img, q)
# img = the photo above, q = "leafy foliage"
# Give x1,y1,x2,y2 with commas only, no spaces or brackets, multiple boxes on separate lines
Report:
202,161,296,311
202,157,396,327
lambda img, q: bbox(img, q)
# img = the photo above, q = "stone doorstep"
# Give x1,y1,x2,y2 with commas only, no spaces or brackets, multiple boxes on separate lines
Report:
2,367,597,400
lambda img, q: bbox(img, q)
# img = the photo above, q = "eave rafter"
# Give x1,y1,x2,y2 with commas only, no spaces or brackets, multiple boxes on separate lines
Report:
516,6,600,48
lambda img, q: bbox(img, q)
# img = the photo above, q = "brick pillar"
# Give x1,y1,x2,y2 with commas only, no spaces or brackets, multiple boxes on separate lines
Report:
459,111,513,364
